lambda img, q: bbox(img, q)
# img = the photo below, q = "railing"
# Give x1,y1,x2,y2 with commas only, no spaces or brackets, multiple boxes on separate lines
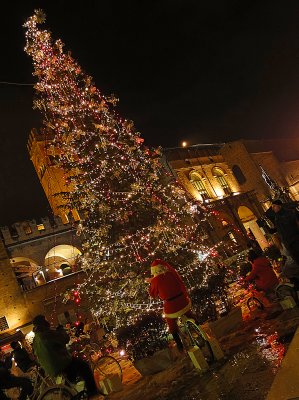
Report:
17,269,83,292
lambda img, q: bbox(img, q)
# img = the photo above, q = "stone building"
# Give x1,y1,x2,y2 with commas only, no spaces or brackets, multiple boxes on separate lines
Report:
221,139,299,205
282,160,299,201
164,139,299,252
0,216,88,344
164,144,267,251
27,129,80,224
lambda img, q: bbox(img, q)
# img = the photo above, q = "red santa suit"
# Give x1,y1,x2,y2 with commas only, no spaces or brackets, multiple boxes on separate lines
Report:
149,259,194,333
245,256,279,292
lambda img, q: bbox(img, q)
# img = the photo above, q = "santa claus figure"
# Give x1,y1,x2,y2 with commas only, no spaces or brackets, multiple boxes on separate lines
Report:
147,258,196,351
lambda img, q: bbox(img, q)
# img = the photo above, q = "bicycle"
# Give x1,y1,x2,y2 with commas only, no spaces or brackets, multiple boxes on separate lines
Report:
177,314,214,364
80,345,123,384
38,354,124,399
4,365,85,400
37,374,88,400
4,363,44,400
244,285,265,311
237,281,297,313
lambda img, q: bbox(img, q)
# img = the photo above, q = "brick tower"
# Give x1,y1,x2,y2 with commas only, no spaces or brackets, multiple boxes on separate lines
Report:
27,129,80,224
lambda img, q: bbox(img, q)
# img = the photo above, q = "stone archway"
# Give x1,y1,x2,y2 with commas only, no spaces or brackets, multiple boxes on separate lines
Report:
238,205,268,250
44,245,82,280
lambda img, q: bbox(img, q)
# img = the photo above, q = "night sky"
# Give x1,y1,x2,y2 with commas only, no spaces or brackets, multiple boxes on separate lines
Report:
1,0,299,225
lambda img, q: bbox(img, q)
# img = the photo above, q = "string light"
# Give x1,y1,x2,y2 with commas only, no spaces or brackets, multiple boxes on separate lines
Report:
24,10,242,358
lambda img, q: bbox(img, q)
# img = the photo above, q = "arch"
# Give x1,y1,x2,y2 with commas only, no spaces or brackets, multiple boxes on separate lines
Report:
237,205,256,223
44,245,81,279
238,205,268,250
212,167,226,177
212,167,231,195
189,171,211,201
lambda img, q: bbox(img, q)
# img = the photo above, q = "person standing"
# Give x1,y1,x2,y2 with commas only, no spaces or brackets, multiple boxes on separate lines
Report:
10,341,35,373
271,199,299,265
147,259,196,351
32,315,98,398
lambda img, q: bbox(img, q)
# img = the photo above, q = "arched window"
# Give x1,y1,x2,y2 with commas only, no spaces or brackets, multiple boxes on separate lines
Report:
189,171,211,201
232,165,246,185
213,167,231,195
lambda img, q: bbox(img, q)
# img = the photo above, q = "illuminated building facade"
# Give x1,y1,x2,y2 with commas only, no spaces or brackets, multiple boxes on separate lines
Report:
0,217,87,343
28,129,80,224
165,139,299,250
164,144,267,251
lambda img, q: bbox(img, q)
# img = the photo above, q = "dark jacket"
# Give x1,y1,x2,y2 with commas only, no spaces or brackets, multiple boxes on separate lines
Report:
33,327,71,377
0,358,11,383
12,348,35,373
274,207,299,246
245,256,279,291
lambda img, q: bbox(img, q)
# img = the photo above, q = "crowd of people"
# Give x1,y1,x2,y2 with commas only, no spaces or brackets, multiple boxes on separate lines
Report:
0,315,100,399
0,345,33,400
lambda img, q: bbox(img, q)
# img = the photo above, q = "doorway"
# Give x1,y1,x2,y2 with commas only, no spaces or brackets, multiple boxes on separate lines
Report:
238,205,268,250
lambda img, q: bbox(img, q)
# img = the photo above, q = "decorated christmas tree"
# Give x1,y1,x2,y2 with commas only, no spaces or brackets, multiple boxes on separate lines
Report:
24,11,233,354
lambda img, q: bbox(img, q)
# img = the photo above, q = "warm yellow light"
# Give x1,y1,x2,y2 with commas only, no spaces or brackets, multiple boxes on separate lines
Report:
182,141,187,147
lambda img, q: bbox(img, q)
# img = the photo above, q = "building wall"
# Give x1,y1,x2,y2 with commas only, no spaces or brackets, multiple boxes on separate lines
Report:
1,216,81,258
250,151,288,189
0,214,88,335
23,271,88,324
220,140,272,208
28,130,80,223
165,145,266,251
0,239,89,335
171,156,240,202
0,242,31,332
281,160,299,200
1,216,81,282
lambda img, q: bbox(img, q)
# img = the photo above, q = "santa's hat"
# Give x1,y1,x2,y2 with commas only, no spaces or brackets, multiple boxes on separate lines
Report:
150,259,169,276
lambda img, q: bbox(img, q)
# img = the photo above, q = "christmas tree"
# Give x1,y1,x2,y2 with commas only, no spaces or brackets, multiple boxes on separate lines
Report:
24,11,231,346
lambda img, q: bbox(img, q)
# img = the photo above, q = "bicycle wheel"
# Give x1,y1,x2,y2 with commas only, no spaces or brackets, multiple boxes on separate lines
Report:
28,371,40,399
27,367,48,400
185,320,214,363
93,355,122,382
38,385,74,400
247,296,264,311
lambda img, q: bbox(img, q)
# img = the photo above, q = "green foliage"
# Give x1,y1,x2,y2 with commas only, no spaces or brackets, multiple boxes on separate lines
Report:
191,266,231,322
116,311,169,361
